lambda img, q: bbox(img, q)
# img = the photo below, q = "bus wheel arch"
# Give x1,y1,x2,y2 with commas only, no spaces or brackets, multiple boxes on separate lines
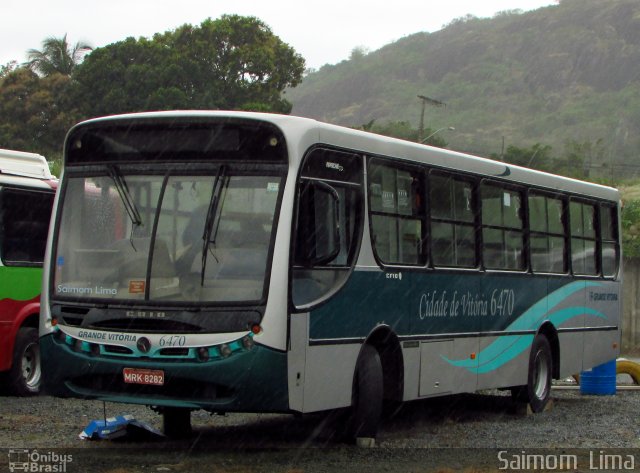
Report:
344,327,404,442
364,326,404,403
512,331,554,413
346,343,384,441
537,322,560,380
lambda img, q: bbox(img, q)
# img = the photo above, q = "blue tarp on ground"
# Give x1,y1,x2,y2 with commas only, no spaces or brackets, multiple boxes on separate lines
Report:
80,414,165,440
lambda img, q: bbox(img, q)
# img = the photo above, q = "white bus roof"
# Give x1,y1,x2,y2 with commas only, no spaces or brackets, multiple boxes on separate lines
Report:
0,148,53,180
72,111,619,202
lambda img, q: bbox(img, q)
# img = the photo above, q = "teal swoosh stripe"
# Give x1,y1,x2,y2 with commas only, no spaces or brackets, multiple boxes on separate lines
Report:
506,281,601,331
476,335,534,374
547,306,606,326
443,281,605,374
443,334,534,371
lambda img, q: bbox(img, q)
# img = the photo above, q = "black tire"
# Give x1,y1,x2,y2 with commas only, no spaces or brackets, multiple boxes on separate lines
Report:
512,334,552,413
162,407,192,438
8,327,41,396
346,344,384,441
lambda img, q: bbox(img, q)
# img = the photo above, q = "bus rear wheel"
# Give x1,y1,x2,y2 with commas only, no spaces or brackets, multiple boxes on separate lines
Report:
512,334,552,413
346,344,383,444
8,327,41,396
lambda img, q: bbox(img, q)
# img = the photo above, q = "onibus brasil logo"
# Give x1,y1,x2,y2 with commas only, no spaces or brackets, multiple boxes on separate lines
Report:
8,449,73,472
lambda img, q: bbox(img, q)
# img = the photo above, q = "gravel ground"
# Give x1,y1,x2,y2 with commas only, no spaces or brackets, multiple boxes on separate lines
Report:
1,384,639,472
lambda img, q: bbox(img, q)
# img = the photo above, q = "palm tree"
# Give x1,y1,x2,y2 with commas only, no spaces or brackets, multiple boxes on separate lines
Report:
25,34,92,76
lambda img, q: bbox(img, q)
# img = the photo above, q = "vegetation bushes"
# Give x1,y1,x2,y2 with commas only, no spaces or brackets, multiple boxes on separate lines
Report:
0,15,305,164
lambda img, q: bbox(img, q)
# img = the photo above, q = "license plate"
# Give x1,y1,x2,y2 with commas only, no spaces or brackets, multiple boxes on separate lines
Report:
123,368,164,386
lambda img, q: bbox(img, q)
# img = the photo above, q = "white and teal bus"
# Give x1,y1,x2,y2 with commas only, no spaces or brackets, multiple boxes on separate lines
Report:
41,112,621,441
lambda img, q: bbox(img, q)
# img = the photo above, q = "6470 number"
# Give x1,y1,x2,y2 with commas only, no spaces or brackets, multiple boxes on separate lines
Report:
490,289,515,316
159,335,186,347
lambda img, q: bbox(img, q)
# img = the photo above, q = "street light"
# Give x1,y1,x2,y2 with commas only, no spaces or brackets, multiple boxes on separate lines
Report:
421,126,455,144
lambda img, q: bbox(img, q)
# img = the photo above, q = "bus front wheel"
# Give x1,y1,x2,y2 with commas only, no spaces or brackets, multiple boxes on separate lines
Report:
346,344,383,443
512,334,552,413
162,407,192,438
8,327,41,396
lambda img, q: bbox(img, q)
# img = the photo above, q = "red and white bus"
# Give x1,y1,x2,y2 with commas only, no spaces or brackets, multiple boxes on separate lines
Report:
0,149,56,395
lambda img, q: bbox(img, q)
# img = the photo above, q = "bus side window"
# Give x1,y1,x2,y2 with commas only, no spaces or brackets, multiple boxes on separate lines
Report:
368,160,425,266
570,200,597,275
600,204,618,277
481,183,525,271
292,149,363,309
0,188,54,266
528,193,566,274
430,172,476,268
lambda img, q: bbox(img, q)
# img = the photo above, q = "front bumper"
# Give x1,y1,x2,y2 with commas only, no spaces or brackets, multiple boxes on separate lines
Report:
40,334,289,412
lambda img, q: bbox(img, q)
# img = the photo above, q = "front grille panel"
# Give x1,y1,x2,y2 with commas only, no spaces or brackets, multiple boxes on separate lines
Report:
89,319,202,333
68,373,234,401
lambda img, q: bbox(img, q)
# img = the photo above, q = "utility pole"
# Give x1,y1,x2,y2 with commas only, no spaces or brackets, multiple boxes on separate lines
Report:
417,95,446,142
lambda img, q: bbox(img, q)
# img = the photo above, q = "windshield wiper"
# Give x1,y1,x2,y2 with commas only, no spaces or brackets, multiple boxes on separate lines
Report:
201,165,227,286
108,165,142,227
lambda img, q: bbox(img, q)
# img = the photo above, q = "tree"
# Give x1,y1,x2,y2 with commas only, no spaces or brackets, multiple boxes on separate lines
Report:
349,46,370,61
0,67,80,158
622,200,640,258
0,68,40,150
73,15,305,116
493,143,553,171
0,61,17,78
358,120,449,148
369,120,419,141
557,139,605,179
25,34,92,77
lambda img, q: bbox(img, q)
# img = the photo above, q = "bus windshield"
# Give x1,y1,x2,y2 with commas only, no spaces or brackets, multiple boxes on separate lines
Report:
53,169,282,304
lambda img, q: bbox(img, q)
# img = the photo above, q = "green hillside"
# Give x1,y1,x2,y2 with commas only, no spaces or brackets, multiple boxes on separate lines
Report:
287,0,640,179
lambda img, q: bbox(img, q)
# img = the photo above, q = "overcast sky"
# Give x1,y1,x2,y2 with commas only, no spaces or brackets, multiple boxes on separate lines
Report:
3,0,556,70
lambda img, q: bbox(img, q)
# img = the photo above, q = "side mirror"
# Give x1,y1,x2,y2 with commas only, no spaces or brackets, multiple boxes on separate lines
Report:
294,180,341,266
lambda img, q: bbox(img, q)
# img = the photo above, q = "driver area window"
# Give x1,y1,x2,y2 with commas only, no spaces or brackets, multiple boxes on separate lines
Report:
292,149,363,308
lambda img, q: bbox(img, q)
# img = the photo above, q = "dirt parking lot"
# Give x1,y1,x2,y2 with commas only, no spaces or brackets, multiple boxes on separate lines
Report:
1,387,639,472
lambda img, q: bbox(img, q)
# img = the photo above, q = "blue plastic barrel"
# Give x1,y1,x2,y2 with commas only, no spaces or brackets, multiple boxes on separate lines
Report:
580,359,617,395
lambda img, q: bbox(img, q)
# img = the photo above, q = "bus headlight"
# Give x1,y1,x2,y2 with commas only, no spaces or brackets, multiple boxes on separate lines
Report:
219,344,232,358
55,329,66,342
242,336,254,350
197,347,210,362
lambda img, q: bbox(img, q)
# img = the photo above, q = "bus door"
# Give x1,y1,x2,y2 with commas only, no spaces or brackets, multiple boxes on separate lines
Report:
290,148,364,412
